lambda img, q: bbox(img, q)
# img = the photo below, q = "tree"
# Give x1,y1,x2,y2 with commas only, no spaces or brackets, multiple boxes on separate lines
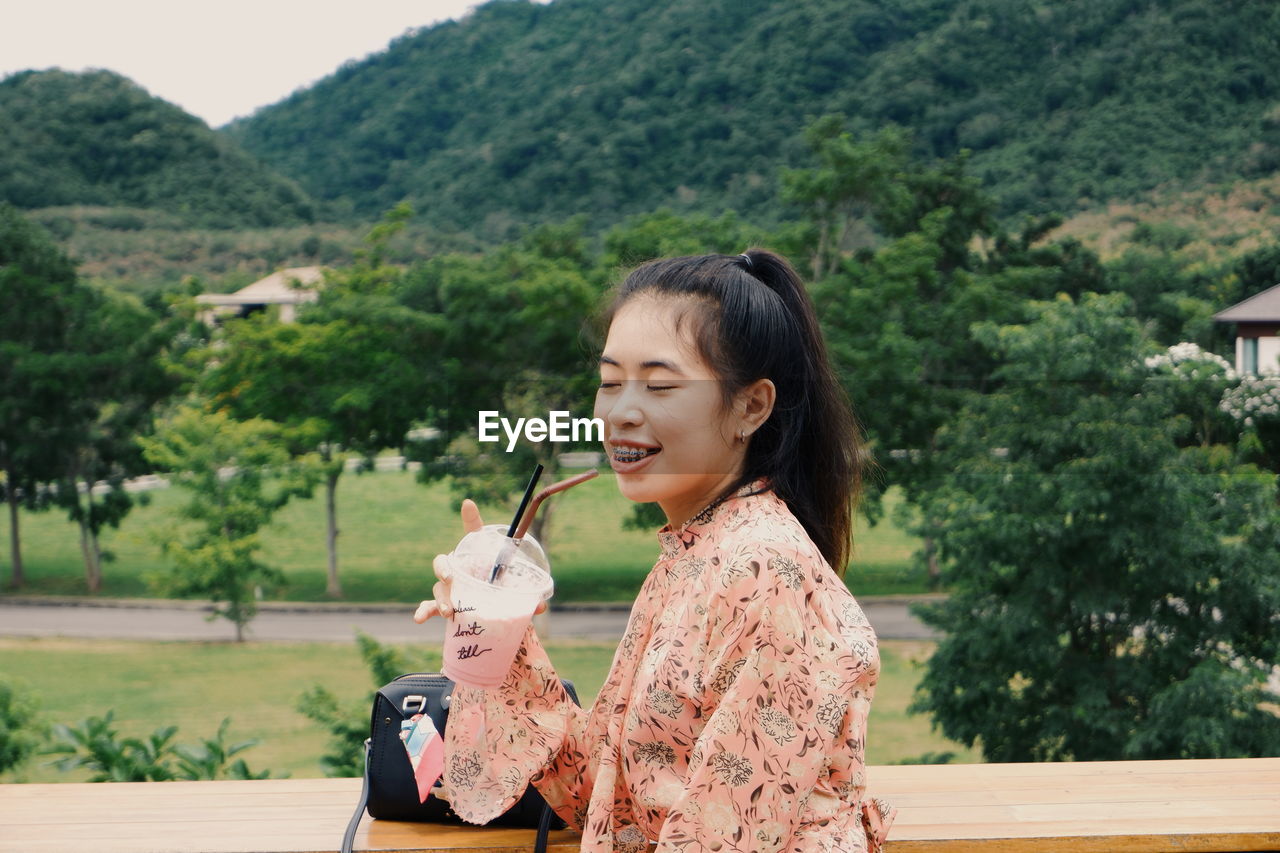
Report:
138,403,315,641
46,290,181,592
600,209,767,270
1142,342,1241,449
1222,373,1280,475
1231,242,1280,307
406,220,603,551
1,204,182,593
911,292,1280,761
793,120,1104,579
0,676,45,778
202,205,444,597
781,119,913,282
0,203,89,589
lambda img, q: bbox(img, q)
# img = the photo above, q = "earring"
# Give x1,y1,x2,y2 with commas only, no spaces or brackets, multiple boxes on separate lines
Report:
738,429,746,443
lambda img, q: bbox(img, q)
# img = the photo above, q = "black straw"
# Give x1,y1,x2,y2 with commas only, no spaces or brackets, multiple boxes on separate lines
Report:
506,463,544,539
490,463,544,583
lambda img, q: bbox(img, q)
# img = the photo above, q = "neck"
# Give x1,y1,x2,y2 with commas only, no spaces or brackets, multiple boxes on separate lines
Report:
660,471,744,531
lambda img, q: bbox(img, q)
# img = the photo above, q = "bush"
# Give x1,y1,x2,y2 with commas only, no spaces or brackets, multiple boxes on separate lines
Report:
297,631,426,777
46,711,277,781
0,677,46,776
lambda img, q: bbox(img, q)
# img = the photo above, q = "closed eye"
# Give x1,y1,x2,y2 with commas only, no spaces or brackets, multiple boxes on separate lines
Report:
598,381,620,390
646,385,676,391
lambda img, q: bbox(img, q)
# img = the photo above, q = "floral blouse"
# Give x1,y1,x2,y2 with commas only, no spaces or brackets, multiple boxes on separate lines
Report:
440,481,896,852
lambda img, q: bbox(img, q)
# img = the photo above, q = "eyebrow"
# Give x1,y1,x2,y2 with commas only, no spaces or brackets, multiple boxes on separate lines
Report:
598,355,686,374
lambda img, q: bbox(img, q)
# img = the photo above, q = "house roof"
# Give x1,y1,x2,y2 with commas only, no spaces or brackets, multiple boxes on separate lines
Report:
1214,281,1280,322
195,266,324,307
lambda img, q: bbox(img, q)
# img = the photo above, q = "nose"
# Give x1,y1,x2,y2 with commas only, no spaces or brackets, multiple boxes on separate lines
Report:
595,380,645,430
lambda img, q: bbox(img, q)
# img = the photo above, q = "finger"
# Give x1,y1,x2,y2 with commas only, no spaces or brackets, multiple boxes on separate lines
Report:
432,553,453,581
413,600,439,623
432,581,454,618
460,498,484,534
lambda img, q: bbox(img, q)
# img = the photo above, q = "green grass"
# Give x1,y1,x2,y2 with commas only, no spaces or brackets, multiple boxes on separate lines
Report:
0,636,974,783
1,469,924,602
849,494,929,597
867,641,982,766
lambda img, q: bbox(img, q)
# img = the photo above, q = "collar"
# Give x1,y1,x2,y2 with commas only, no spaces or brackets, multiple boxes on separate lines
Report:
656,478,770,560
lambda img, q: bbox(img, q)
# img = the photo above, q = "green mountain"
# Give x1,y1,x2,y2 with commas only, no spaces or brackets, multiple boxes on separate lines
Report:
0,69,315,227
227,0,1280,236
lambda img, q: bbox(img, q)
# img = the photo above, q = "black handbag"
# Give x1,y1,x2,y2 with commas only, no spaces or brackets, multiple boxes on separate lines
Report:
341,672,579,853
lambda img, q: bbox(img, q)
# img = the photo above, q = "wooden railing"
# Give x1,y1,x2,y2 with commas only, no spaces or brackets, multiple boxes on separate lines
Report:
1,758,1277,852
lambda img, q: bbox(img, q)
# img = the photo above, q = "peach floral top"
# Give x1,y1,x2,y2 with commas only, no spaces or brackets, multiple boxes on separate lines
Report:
440,481,896,852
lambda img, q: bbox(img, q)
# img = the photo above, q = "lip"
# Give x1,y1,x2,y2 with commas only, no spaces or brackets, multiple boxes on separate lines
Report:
607,440,661,474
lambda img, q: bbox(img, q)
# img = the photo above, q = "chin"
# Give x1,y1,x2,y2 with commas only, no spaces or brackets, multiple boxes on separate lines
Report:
614,472,663,505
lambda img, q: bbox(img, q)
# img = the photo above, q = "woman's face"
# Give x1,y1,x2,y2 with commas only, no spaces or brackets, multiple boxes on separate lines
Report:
594,296,770,529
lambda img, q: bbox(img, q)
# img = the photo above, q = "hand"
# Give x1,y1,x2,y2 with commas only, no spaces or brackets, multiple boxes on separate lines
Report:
413,499,548,623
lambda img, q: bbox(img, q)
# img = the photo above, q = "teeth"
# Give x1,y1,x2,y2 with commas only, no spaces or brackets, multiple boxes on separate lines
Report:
614,447,657,462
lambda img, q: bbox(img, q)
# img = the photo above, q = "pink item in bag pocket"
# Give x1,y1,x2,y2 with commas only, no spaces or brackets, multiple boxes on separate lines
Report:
400,713,444,802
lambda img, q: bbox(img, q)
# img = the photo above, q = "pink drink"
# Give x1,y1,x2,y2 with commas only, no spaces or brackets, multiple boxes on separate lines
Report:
441,526,553,689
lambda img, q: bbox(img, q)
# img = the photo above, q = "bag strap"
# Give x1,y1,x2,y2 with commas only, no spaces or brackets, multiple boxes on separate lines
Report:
534,801,554,853
341,736,557,853
340,738,372,853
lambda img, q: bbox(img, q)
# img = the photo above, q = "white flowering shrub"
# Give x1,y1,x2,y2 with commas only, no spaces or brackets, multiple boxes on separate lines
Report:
1142,342,1240,446
1142,341,1236,380
1221,374,1280,427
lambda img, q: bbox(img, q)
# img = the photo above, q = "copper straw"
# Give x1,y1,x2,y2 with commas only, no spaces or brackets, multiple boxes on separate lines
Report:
513,469,599,540
488,469,599,583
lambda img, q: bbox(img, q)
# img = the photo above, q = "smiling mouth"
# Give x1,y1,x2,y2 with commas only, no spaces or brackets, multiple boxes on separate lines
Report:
612,446,660,463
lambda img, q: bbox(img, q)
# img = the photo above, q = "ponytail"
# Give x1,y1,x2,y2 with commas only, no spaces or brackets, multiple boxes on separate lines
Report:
601,249,864,575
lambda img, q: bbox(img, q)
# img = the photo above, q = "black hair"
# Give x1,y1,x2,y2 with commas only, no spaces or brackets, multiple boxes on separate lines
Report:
599,249,864,575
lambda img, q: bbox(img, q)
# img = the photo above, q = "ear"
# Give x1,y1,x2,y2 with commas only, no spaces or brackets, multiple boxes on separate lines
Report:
737,378,776,435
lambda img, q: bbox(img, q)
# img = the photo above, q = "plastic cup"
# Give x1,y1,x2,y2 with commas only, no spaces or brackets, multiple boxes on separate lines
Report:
440,524,553,689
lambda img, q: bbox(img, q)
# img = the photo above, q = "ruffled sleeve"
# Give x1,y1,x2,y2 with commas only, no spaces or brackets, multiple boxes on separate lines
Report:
654,544,895,852
439,623,590,825
862,796,897,853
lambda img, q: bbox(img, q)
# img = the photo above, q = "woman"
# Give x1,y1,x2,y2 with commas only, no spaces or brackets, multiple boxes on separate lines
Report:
415,250,895,852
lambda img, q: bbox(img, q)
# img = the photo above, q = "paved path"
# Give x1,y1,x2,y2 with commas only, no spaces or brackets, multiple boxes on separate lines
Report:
0,596,941,644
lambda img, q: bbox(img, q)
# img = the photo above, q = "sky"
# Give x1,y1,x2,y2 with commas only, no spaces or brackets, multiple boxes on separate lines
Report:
0,0,499,127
